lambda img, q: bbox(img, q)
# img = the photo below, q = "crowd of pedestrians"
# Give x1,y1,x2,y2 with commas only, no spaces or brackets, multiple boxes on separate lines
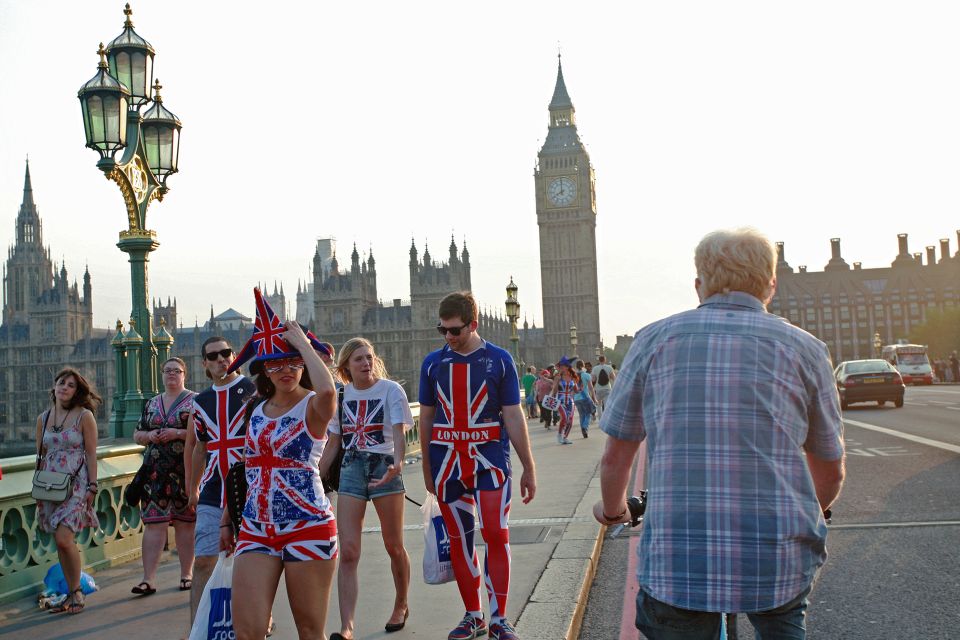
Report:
40,228,939,639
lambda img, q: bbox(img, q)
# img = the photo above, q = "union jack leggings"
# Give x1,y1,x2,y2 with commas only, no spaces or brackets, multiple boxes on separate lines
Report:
557,400,575,439
437,480,512,619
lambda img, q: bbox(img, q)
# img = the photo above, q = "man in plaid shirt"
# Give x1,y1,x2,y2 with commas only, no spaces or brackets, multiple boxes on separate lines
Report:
595,228,845,640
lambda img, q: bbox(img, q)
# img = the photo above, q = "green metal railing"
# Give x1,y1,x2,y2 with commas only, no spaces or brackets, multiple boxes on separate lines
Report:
0,405,423,604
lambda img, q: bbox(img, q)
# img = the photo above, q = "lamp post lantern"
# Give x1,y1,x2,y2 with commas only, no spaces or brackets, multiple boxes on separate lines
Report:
873,332,882,358
78,3,181,437
504,277,521,374
570,324,578,357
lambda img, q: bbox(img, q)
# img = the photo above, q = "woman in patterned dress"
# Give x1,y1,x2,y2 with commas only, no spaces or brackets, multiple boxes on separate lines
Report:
35,368,102,614
550,357,582,445
131,357,196,595
220,321,338,640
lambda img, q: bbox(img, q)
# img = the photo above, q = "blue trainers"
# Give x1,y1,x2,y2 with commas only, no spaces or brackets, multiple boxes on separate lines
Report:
490,619,519,640
449,613,487,639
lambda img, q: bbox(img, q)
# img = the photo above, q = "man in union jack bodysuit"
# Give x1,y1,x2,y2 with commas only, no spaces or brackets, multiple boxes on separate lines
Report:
419,291,537,640
184,336,256,624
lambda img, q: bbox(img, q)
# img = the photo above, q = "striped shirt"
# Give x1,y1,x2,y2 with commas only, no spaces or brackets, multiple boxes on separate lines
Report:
601,291,844,613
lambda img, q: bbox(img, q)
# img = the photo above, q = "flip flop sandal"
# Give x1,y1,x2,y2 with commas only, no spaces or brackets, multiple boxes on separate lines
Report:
131,581,156,596
179,578,193,591
67,588,85,615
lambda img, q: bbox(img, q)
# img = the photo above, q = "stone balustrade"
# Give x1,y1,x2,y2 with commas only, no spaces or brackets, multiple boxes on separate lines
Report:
0,405,422,604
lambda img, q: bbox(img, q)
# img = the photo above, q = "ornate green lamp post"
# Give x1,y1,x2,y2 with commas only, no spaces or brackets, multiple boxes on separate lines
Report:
504,277,521,374
78,4,181,437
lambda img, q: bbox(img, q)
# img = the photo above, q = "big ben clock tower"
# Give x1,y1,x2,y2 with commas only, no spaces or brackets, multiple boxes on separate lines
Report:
535,56,601,358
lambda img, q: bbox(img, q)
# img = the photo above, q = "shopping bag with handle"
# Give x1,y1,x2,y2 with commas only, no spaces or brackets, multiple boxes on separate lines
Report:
188,552,235,640
421,493,454,584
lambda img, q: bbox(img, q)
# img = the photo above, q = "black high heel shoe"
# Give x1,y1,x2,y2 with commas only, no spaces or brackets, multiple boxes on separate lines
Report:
385,607,409,632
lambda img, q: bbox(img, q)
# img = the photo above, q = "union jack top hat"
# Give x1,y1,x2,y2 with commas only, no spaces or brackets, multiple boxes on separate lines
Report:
227,287,330,375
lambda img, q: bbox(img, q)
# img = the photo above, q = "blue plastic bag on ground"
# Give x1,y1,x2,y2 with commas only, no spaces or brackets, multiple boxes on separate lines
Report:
43,563,98,595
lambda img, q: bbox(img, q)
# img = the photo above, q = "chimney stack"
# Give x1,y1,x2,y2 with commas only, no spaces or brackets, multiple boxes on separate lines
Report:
892,233,915,267
926,246,936,266
853,262,862,270
913,252,923,265
898,233,909,256
825,238,850,271
775,241,793,272
799,265,807,273
941,238,951,263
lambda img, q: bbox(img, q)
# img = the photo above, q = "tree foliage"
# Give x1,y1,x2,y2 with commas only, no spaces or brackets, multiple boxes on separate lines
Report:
910,307,960,357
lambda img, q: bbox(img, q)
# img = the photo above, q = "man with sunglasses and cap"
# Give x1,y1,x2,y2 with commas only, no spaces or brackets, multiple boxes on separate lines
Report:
183,336,256,625
419,291,536,640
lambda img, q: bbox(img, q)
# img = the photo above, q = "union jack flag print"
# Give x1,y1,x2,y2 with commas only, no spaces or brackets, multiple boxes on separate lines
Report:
228,287,331,374
194,380,253,508
431,362,507,501
342,399,386,450
243,404,330,524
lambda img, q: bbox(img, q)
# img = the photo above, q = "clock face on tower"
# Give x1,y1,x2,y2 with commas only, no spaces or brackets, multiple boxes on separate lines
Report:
547,176,577,206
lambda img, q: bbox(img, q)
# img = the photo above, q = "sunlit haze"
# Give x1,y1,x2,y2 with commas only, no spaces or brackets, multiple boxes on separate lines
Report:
1,1,957,345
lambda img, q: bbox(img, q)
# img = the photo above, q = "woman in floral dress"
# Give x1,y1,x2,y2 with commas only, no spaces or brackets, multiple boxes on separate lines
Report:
131,357,197,595
35,368,102,614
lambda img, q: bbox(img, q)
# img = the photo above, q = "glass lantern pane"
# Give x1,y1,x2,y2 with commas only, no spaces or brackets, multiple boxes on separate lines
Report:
103,95,120,145
115,52,131,88
158,128,173,174
170,130,179,173
118,98,128,147
88,95,106,149
142,125,160,173
143,55,154,96
80,100,93,145
131,52,146,100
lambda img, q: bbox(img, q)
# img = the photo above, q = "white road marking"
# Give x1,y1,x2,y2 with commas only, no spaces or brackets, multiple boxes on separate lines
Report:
829,520,960,530
843,418,960,454
947,407,960,411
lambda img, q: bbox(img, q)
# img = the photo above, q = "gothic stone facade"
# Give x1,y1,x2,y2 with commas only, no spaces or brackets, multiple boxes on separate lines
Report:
308,239,547,396
0,162,115,455
535,58,602,359
769,232,960,363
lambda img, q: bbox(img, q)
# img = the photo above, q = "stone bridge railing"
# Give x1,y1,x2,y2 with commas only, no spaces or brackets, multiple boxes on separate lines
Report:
0,405,423,604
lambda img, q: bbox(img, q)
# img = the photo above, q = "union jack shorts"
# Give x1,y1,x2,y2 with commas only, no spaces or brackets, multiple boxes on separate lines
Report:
236,518,338,562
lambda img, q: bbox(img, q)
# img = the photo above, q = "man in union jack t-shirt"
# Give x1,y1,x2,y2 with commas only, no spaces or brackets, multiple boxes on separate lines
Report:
419,292,536,640
183,336,256,625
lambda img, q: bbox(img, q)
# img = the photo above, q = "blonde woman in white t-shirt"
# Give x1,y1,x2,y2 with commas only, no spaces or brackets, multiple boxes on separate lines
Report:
320,337,414,640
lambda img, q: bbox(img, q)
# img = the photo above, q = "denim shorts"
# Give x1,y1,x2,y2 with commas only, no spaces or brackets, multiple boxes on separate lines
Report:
338,450,405,501
194,504,223,557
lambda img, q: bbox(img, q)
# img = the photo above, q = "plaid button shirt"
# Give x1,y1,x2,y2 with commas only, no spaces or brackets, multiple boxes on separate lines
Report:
601,291,844,613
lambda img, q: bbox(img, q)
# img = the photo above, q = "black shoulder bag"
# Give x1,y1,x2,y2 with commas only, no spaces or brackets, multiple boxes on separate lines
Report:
224,395,265,535
321,387,346,493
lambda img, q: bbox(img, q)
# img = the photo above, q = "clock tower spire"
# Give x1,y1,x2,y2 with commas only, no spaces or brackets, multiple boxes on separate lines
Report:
535,55,601,359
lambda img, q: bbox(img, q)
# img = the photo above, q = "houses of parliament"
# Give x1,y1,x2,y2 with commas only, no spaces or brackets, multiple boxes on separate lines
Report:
0,59,605,454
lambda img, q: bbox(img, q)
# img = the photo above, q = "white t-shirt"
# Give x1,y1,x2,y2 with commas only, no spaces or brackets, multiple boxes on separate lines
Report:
593,364,615,389
328,378,413,455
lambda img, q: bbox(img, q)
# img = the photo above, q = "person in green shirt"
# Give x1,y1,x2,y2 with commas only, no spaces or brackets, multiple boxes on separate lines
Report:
521,366,539,419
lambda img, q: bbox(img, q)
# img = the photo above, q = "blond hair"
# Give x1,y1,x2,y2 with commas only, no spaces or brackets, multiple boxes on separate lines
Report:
336,337,389,384
694,228,777,300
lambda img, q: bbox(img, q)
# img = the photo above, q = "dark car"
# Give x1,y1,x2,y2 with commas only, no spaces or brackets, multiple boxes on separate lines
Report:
834,359,905,409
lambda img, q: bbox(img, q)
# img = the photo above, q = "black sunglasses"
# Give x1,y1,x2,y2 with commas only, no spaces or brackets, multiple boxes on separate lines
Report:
204,348,233,361
437,323,470,337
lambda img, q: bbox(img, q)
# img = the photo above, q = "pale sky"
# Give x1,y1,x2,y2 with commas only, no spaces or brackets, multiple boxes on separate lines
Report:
1,1,957,346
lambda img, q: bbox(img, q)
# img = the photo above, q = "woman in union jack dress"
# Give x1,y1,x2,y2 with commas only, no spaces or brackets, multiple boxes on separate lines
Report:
220,316,339,640
550,357,582,445
321,337,414,639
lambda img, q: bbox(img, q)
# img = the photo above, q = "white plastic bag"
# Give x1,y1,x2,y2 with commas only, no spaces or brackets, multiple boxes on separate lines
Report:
188,552,235,640
422,493,455,584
